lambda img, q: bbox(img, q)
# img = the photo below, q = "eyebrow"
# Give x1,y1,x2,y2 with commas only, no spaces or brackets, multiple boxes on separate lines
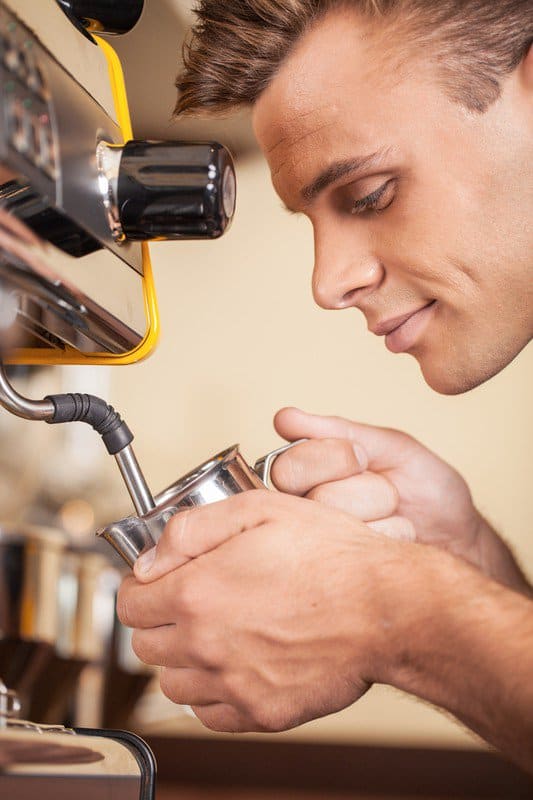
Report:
301,148,390,204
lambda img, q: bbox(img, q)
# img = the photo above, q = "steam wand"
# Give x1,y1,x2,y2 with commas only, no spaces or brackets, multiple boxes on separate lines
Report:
0,362,155,517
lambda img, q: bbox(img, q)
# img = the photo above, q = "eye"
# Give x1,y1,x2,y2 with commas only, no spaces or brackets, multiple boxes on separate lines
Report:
351,179,396,215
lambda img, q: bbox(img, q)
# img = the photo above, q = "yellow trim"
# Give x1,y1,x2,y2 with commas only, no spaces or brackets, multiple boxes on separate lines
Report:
95,36,134,140
9,36,159,366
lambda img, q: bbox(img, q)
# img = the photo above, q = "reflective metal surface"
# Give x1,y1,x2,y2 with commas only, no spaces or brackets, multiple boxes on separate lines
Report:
0,2,143,271
0,0,237,363
0,524,67,710
0,361,54,419
0,679,21,728
0,0,148,358
27,550,120,725
98,506,177,569
114,445,155,518
156,445,265,510
0,723,154,800
98,441,304,567
0,192,146,355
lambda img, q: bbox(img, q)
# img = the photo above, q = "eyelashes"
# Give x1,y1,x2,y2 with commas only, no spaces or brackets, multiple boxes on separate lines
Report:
351,178,396,215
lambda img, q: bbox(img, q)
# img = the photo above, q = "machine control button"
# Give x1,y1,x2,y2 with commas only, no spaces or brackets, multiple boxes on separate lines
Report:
116,140,237,241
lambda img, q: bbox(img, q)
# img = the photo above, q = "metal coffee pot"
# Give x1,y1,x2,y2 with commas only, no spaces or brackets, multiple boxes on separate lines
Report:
97,441,303,568
0,525,67,714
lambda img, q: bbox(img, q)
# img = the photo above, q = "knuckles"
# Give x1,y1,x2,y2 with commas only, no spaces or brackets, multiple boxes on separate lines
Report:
116,578,138,628
390,516,417,541
131,629,163,667
245,700,291,733
377,476,400,514
272,438,364,494
306,483,334,505
186,623,226,669
159,668,180,703
191,697,290,735
331,437,362,474
173,564,210,617
270,449,304,491
272,438,361,493
308,471,400,517
193,704,246,734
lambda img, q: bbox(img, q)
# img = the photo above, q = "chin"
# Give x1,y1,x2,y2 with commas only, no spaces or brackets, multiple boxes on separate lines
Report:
420,368,478,395
416,353,506,396
414,321,532,395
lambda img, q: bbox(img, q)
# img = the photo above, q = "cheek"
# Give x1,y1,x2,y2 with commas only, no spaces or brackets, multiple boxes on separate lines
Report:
377,186,493,306
414,295,527,395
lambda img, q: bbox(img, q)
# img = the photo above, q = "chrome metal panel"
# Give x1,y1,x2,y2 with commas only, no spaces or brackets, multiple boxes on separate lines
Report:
0,1,148,357
0,2,143,272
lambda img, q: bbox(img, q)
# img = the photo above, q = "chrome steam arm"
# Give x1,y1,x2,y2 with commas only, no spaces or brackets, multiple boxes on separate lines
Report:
0,362,154,516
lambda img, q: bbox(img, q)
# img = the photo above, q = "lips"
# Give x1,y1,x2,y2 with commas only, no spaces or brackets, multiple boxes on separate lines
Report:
382,301,436,353
367,301,436,353
371,306,432,337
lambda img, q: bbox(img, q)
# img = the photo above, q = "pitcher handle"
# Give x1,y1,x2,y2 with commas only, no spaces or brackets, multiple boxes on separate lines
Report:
253,439,308,488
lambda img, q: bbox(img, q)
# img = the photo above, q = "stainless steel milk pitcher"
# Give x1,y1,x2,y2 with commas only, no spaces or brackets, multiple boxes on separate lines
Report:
98,441,303,568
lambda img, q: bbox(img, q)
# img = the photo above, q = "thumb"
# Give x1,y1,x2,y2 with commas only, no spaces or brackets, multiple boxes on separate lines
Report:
274,407,413,472
133,491,270,583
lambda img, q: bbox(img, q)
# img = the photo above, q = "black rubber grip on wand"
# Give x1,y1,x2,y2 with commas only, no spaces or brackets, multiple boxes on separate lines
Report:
44,393,133,455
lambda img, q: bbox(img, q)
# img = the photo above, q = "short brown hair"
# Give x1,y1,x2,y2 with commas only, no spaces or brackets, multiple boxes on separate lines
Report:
174,0,533,116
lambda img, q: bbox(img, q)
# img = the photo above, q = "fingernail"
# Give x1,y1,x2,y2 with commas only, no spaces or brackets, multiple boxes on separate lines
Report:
352,443,368,470
136,546,156,575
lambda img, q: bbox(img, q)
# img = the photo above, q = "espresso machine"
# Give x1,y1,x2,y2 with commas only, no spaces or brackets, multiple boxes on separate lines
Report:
0,0,236,795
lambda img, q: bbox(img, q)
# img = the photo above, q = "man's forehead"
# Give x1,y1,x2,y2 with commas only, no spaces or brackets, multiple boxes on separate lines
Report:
256,102,339,164
252,7,407,171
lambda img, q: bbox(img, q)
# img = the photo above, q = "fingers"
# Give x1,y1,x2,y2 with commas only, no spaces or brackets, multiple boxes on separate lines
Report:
134,490,272,583
132,625,181,668
117,574,181,629
270,437,367,495
274,407,415,471
306,472,399,520
191,703,249,733
160,668,221,707
367,516,416,541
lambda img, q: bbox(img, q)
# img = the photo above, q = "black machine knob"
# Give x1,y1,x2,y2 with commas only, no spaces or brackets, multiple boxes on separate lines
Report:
116,141,236,241
55,0,144,37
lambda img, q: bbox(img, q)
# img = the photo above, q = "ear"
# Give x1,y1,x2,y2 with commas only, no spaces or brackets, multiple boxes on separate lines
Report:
519,42,533,92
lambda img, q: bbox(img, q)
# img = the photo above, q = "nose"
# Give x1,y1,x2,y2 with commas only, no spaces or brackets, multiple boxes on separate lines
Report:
312,223,384,310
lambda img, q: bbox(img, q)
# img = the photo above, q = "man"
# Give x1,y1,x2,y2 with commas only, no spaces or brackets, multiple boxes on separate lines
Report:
118,0,533,771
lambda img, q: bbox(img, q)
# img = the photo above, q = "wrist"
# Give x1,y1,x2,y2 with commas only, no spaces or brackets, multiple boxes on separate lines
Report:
358,540,457,687
468,513,532,595
370,544,533,759
366,542,456,688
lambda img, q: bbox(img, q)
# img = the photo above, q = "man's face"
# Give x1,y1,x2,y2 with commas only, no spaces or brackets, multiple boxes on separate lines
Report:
252,8,533,394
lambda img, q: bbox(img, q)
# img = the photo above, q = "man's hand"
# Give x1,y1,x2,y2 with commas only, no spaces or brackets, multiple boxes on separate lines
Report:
118,491,408,733
272,407,530,593
117,489,533,772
